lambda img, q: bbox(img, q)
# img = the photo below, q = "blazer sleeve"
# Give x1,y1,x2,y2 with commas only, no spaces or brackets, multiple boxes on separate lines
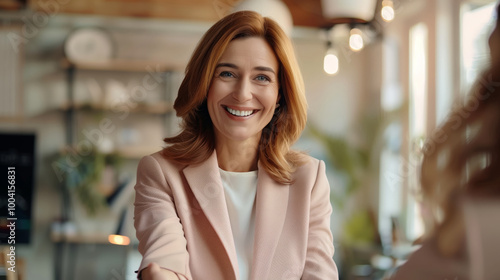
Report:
302,160,339,280
134,155,191,280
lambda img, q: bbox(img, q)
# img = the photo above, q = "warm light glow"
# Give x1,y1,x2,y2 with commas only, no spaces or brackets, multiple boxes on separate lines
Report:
108,234,130,246
349,28,364,52
381,5,395,22
323,53,339,75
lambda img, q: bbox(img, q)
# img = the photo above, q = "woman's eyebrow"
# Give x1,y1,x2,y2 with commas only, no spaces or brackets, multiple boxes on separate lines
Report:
216,63,276,75
216,62,238,69
254,66,276,75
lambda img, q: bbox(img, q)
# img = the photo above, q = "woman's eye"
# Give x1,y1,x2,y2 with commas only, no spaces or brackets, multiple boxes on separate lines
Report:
255,75,270,82
219,71,234,78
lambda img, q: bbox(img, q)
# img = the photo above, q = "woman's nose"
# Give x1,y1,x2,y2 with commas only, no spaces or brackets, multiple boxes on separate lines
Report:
232,78,252,102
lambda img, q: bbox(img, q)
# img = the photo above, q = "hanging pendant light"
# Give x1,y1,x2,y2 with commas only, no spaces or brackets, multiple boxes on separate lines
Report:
381,0,395,22
323,41,339,75
349,28,364,52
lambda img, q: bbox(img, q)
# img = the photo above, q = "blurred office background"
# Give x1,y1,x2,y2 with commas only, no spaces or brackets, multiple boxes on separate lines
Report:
0,0,496,279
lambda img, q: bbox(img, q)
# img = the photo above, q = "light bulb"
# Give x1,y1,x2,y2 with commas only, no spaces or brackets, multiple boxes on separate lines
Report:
324,50,339,75
381,0,395,22
108,234,130,246
349,28,364,52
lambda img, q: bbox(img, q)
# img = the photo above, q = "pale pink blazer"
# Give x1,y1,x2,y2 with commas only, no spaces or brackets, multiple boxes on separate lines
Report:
134,151,338,280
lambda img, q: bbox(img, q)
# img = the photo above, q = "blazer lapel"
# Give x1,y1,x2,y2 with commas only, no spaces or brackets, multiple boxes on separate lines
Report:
251,161,290,280
182,151,239,279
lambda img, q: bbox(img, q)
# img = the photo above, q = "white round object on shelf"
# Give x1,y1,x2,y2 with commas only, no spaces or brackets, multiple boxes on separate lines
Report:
232,0,293,35
64,28,114,63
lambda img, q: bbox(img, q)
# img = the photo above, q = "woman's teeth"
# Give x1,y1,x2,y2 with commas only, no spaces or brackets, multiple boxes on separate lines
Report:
226,107,254,117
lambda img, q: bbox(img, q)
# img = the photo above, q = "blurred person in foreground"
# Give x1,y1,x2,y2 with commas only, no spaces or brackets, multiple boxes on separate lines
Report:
133,11,338,280
391,3,500,280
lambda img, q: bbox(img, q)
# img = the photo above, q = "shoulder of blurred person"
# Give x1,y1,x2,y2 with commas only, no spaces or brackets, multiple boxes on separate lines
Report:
390,237,469,280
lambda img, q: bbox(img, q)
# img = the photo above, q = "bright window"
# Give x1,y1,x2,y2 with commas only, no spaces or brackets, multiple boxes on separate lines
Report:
461,2,497,94
407,22,428,241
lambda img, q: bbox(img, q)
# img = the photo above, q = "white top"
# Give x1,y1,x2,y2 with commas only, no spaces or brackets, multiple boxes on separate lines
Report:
219,168,258,280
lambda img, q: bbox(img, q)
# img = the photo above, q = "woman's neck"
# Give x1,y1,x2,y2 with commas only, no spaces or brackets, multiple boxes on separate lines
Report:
215,138,259,172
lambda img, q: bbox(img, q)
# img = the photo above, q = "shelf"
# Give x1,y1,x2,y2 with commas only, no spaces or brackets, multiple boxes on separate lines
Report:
61,58,174,72
59,101,174,114
54,54,173,280
58,145,161,159
52,232,109,244
51,232,131,245
0,116,25,122
116,146,162,159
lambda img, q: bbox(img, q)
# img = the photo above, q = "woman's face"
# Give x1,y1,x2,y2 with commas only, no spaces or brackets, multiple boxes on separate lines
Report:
207,37,280,146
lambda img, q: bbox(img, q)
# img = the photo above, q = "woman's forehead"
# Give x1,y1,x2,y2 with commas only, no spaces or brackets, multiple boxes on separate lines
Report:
218,37,279,72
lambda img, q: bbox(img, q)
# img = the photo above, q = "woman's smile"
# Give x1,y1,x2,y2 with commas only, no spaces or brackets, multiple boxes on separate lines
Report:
223,105,259,118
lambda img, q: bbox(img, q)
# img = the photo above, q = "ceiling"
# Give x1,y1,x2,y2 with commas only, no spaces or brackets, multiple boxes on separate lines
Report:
28,0,374,28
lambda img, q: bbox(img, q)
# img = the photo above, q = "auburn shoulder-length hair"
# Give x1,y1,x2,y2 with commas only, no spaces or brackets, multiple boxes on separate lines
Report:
162,11,308,184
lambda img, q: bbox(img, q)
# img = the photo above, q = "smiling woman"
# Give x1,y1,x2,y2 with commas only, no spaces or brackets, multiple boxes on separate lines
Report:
134,10,339,280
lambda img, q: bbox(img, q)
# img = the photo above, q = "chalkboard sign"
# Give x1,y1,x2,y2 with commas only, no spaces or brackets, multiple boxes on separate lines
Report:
0,132,35,244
